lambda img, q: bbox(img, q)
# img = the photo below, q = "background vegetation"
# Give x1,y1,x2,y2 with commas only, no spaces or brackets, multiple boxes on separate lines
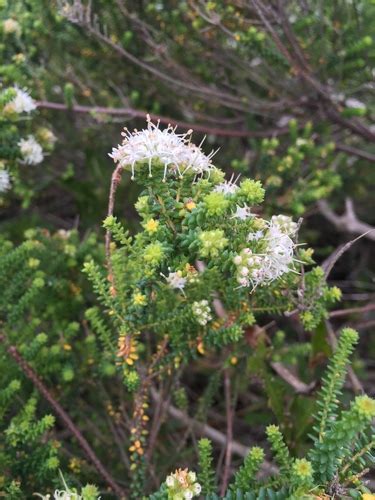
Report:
0,1,374,498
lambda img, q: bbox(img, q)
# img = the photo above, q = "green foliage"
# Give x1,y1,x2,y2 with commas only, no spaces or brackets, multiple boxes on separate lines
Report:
231,447,265,491
265,425,293,476
312,327,359,442
198,438,216,495
150,328,374,499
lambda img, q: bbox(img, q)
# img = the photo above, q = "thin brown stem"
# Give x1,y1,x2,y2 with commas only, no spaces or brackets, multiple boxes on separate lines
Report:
105,164,123,291
36,100,293,138
329,303,375,318
221,369,233,496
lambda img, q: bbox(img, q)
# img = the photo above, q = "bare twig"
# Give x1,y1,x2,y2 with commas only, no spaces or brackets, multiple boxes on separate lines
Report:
221,369,233,495
149,387,278,475
105,164,123,290
318,199,375,242
322,230,375,279
36,100,293,138
334,143,375,163
270,362,316,394
329,303,375,318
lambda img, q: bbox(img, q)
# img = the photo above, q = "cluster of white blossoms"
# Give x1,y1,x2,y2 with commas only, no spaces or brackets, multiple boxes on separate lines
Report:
270,214,298,235
18,135,44,165
5,87,36,114
109,116,216,181
0,170,11,193
192,300,212,326
234,216,298,289
165,469,201,499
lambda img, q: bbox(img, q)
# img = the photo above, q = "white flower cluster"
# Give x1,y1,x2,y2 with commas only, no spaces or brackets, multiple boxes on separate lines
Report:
192,300,212,326
6,87,36,114
165,469,201,500
0,170,11,193
109,116,216,181
270,214,298,236
234,216,298,289
18,135,44,165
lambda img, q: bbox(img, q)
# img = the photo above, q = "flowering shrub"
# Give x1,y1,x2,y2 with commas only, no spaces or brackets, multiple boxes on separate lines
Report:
0,85,54,205
0,1,374,499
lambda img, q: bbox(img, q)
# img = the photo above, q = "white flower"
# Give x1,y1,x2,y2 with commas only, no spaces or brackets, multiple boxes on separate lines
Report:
270,215,298,236
234,217,299,290
0,170,11,193
214,173,239,195
7,87,36,114
53,490,79,499
233,255,242,265
231,204,254,220
110,115,216,181
193,483,202,495
188,472,196,482
345,98,366,110
18,135,44,165
261,225,296,282
3,19,21,35
163,270,187,291
192,300,212,326
167,272,186,290
247,230,263,241
166,475,175,487
165,469,201,499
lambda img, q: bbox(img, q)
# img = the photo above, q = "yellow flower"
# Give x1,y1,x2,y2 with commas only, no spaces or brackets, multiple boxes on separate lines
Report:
185,199,196,211
133,292,147,306
355,395,375,418
362,494,375,500
292,458,313,479
144,218,159,233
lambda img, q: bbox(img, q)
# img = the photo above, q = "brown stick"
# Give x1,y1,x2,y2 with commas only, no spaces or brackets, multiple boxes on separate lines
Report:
329,303,375,318
318,198,375,242
221,369,233,495
36,100,293,139
149,387,278,475
105,164,123,290
37,101,375,163
0,334,126,499
270,362,316,394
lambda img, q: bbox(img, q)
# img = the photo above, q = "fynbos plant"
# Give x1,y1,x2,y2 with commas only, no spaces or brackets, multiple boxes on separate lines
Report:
82,119,342,495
